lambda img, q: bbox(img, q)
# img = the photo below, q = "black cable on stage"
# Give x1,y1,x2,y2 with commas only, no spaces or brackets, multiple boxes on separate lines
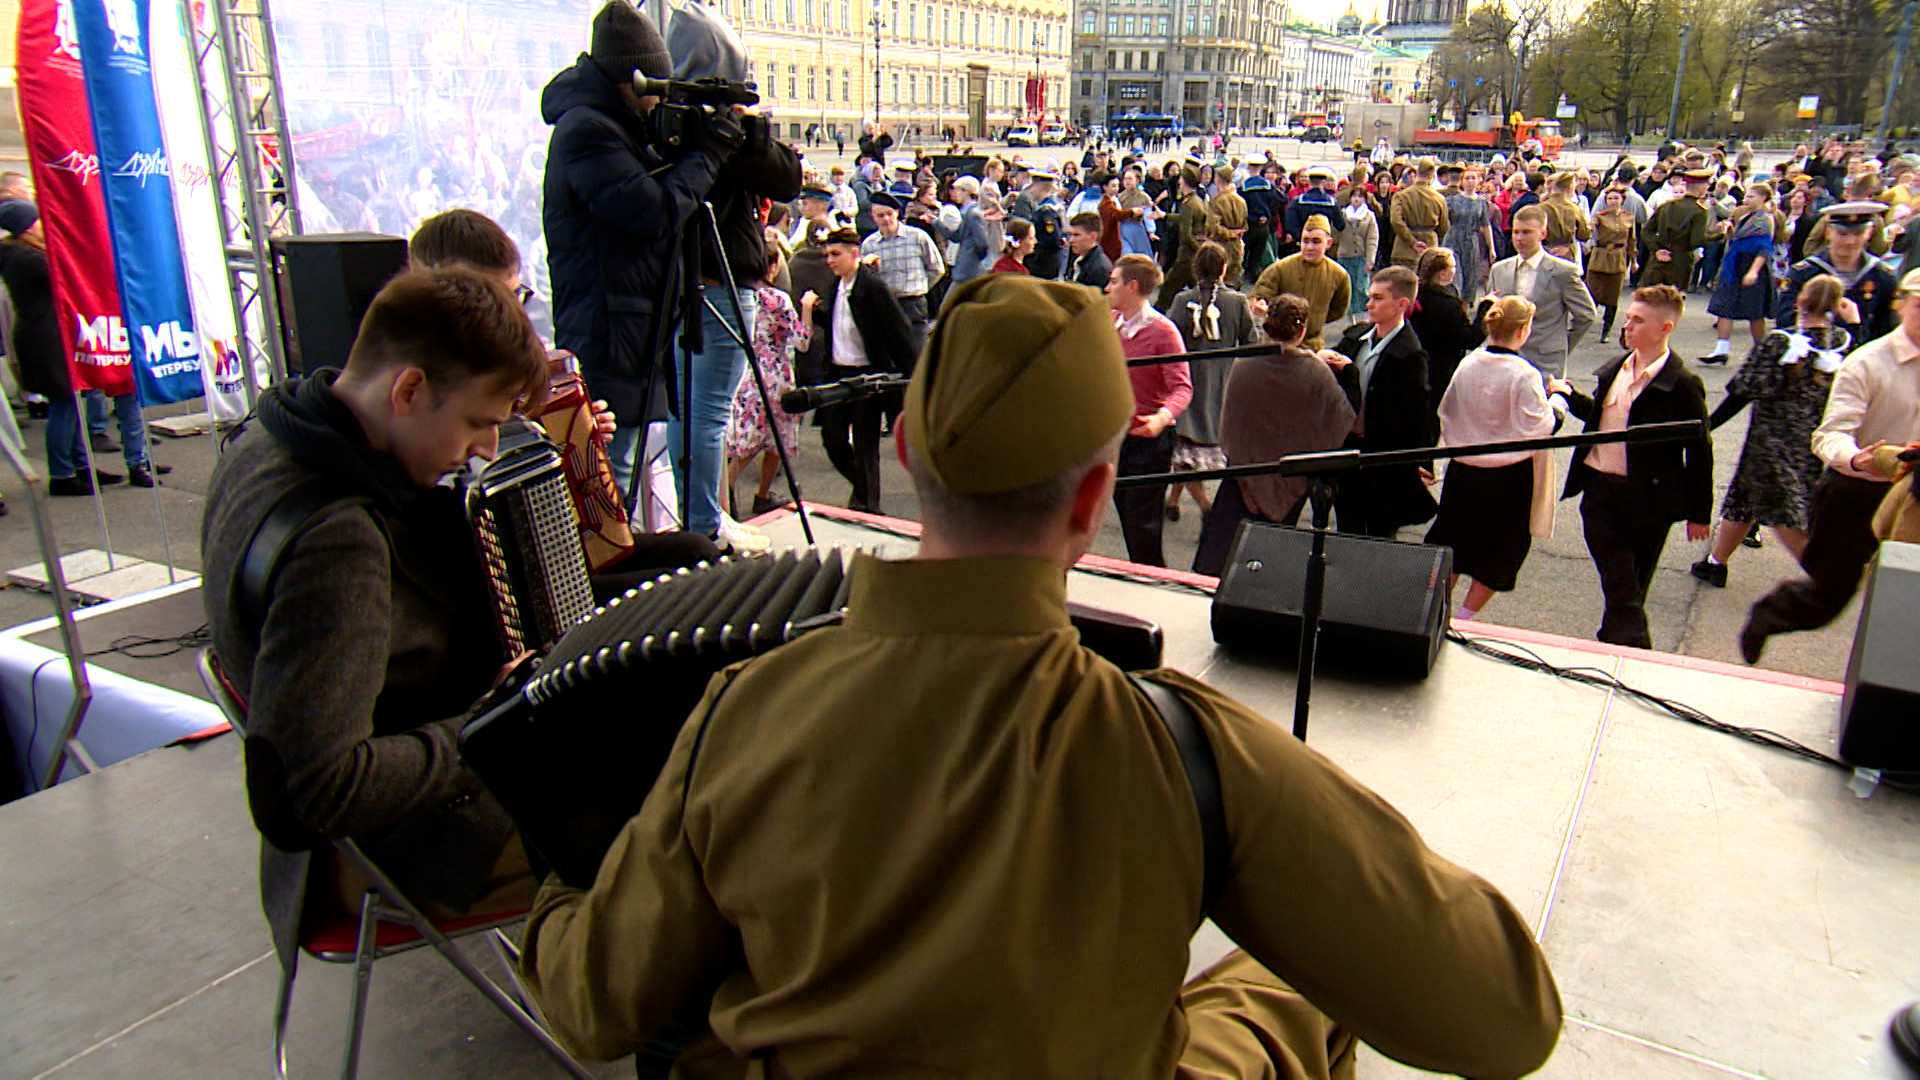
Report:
1446,629,1920,795
84,623,209,661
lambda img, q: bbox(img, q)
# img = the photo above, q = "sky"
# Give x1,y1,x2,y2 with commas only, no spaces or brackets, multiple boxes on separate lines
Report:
1292,0,1379,26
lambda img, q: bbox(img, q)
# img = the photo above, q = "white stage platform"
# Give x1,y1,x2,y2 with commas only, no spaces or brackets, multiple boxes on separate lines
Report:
2,504,1913,1079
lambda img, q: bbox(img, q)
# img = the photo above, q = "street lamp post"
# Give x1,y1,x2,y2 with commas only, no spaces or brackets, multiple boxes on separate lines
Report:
1033,31,1045,122
871,11,884,130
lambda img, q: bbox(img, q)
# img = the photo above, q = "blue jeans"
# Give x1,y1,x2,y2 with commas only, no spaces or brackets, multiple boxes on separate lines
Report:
45,394,88,479
83,390,149,468
665,285,755,538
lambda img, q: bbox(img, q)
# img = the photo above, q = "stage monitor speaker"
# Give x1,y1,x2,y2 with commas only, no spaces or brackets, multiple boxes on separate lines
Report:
1839,540,1920,771
1211,522,1453,679
272,233,410,376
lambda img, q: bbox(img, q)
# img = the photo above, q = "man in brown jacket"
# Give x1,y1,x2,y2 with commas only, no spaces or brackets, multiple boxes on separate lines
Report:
519,274,1563,1078
1389,156,1450,267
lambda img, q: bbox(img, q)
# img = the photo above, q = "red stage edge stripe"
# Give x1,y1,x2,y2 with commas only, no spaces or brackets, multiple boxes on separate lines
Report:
169,721,232,745
742,503,1847,696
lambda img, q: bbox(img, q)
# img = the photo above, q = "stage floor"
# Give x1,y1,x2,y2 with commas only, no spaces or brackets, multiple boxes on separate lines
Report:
4,506,1914,1079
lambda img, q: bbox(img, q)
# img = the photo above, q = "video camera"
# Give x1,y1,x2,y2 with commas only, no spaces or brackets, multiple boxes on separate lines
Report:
634,75,760,154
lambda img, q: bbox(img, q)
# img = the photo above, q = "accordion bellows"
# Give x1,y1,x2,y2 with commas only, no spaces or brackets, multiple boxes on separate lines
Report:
460,548,862,887
467,436,598,656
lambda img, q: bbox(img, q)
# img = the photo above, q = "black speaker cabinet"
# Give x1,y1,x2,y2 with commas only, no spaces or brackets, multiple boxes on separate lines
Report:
272,233,410,376
1211,522,1453,679
1839,540,1920,771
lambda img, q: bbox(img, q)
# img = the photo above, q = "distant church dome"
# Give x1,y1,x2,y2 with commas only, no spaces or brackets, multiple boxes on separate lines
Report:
1336,9,1364,34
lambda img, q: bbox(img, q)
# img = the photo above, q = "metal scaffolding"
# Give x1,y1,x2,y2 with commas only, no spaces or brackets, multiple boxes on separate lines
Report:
183,0,302,407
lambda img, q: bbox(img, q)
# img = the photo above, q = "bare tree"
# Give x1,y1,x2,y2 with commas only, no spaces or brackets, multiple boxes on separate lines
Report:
1754,0,1892,128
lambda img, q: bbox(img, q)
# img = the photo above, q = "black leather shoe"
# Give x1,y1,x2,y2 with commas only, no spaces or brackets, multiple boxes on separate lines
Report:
1742,524,1763,550
90,432,120,454
1165,504,1181,522
1690,558,1728,588
129,464,159,488
93,468,124,487
1738,615,1769,665
1696,352,1730,365
1893,1002,1920,1072
49,474,94,497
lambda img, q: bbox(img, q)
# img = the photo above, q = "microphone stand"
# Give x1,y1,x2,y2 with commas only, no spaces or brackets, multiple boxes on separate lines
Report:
1115,420,1708,742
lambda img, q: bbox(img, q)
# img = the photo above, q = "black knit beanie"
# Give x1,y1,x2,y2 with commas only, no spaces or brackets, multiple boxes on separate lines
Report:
591,0,672,85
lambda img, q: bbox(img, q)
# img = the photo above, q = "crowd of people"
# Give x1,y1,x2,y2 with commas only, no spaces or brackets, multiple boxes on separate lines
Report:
724,128,1919,659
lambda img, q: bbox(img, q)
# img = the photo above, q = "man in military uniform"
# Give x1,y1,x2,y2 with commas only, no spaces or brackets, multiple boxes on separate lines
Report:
1010,169,1067,280
1158,165,1212,306
1388,157,1449,268
1207,170,1249,286
1247,214,1351,351
518,273,1563,1078
1640,168,1710,289
1774,202,1901,347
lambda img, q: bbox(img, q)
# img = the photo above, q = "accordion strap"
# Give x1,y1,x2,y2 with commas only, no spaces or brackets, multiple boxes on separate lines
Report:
238,477,377,638
1129,674,1228,920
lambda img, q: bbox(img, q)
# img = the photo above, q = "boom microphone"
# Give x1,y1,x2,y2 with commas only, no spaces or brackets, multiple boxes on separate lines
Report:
780,373,911,414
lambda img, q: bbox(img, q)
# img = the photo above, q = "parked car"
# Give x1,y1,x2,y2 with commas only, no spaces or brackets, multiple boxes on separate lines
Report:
1256,125,1283,138
1007,124,1039,146
1301,125,1335,143
1182,123,1205,136
1040,122,1070,145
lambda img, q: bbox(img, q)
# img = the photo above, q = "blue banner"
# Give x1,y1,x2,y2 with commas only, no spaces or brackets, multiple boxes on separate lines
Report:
69,0,202,405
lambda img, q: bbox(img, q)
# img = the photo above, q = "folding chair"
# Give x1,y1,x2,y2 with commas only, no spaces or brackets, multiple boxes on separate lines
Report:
197,647,590,1079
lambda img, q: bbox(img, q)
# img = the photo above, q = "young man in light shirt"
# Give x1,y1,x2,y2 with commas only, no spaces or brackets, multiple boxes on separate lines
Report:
1484,205,1598,378
1741,269,1920,663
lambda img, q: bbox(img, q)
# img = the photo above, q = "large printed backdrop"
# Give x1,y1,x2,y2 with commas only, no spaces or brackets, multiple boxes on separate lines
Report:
270,0,591,339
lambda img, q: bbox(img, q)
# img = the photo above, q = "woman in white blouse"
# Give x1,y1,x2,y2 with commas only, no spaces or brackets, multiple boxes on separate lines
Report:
1424,296,1574,622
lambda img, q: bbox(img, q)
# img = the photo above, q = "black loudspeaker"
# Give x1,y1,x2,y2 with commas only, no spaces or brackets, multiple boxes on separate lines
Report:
1839,540,1920,771
1211,522,1454,679
272,233,410,375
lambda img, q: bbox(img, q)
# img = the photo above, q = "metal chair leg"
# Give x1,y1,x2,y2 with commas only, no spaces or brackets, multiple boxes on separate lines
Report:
271,955,297,1079
340,891,380,1080
421,928,593,1079
486,928,536,1012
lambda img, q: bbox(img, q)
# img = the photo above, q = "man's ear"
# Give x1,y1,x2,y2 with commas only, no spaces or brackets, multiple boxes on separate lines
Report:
389,367,430,416
1068,460,1118,537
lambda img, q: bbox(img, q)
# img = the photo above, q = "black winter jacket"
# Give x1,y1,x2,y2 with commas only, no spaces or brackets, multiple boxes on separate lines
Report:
541,55,802,425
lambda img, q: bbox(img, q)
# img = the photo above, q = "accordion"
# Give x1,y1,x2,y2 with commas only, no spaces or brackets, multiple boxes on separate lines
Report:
459,548,1166,888
532,364,635,572
467,432,598,657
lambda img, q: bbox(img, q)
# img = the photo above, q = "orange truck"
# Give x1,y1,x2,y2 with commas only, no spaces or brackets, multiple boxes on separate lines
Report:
1413,118,1564,159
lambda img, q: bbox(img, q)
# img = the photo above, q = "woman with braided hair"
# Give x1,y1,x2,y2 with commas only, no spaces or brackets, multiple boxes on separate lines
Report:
1164,241,1256,523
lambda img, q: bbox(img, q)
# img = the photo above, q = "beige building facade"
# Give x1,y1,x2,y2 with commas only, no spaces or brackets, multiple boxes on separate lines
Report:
722,0,1071,144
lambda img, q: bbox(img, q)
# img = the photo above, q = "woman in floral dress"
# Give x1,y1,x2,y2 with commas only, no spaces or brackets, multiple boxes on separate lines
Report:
1444,169,1494,305
726,241,816,517
1689,274,1850,588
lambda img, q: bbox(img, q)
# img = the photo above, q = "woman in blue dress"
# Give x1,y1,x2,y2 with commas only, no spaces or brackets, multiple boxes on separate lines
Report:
1702,183,1779,364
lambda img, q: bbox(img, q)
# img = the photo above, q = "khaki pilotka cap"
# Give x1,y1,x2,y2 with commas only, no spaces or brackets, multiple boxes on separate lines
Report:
904,275,1134,495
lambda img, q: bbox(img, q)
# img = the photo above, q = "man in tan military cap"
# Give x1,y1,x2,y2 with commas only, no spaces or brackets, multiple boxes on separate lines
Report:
1641,168,1711,289
518,274,1562,1078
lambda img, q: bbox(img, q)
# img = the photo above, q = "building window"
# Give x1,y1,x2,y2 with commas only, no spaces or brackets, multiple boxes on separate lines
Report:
1107,50,1115,69
841,0,850,29
944,75,952,105
1184,12,1194,33
943,10,951,42
1082,10,1095,33
1081,77,1092,95
908,2,917,38
784,0,793,20
1158,16,1169,33
844,70,851,100
763,0,773,21
1201,13,1212,33
1107,14,1118,33
972,13,980,44
1124,15,1135,34
826,66,834,101
892,72,900,103
808,66,817,100
789,64,798,98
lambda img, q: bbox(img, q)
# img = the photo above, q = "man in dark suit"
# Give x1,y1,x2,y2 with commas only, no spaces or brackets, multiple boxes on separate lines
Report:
816,228,920,512
1558,284,1713,650
1323,264,1437,538
1065,213,1114,289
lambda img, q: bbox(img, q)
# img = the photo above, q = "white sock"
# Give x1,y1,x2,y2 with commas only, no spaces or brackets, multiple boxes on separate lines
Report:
1706,554,1724,566
1709,338,1730,356
1455,604,1481,622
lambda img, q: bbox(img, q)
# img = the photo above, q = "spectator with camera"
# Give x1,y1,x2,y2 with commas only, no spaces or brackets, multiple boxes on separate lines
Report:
542,0,800,549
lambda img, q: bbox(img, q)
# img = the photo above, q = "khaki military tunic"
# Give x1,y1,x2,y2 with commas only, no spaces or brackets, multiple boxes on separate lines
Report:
1208,189,1250,286
1249,254,1353,351
1542,195,1592,260
1641,196,1708,289
1388,182,1450,267
520,555,1561,1079
1161,193,1214,306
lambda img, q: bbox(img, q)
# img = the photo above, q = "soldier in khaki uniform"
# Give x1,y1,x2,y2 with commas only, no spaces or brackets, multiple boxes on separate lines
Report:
1160,166,1214,306
1388,157,1450,268
1248,215,1351,351
1641,168,1711,289
519,275,1563,1079
1541,171,1592,265
1207,172,1250,286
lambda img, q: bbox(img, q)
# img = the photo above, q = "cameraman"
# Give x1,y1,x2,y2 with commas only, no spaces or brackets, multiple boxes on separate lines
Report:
542,0,800,545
